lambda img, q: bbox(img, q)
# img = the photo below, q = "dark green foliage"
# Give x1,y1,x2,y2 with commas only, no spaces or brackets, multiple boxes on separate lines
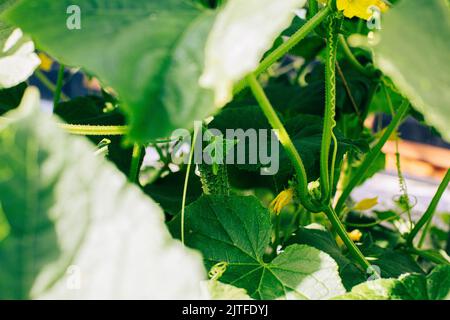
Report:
0,82,26,115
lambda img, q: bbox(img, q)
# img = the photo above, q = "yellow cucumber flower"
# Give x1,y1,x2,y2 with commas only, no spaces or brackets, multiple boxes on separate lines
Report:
336,229,363,247
270,188,294,215
349,229,363,241
38,52,53,72
337,0,389,20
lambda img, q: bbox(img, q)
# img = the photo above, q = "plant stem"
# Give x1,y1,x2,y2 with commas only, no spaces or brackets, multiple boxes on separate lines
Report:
404,247,450,265
338,35,373,77
356,19,364,34
284,207,302,243
321,15,339,202
53,64,65,110
246,73,319,213
333,154,348,208
128,144,143,184
335,100,410,214
406,169,450,247
233,6,331,94
34,70,69,101
324,205,376,274
344,211,407,228
0,116,128,136
274,213,281,249
384,83,413,230
58,124,128,136
181,125,200,244
329,0,337,10
257,6,330,75
417,217,432,249
329,133,338,191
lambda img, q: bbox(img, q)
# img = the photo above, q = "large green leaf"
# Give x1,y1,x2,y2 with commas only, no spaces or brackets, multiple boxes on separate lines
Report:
227,61,376,121
286,226,366,290
3,0,216,142
361,246,424,279
209,105,367,190
0,0,16,47
299,62,376,118
357,235,424,278
169,195,346,299
290,223,423,287
0,88,206,299
199,0,307,106
373,0,450,142
390,265,450,300
336,265,450,300
334,279,397,300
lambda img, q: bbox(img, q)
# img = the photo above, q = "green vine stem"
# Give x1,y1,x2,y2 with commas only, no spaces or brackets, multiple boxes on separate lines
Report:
246,73,319,213
255,6,330,76
128,144,144,184
181,126,200,244
53,64,65,110
34,70,69,101
344,210,408,228
335,100,410,214
329,0,337,9
58,124,128,136
417,218,432,249
333,154,349,207
406,169,450,247
324,205,377,274
403,247,450,265
320,15,339,202
329,133,338,191
338,35,374,77
233,6,331,94
384,83,413,228
0,116,128,136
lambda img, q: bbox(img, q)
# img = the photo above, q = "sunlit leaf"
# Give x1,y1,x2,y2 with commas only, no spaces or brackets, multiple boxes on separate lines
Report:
4,0,216,142
169,195,346,299
204,281,252,300
0,28,40,89
336,265,450,300
200,0,307,106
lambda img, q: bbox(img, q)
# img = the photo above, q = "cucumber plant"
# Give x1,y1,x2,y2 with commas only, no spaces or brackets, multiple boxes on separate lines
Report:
0,0,449,300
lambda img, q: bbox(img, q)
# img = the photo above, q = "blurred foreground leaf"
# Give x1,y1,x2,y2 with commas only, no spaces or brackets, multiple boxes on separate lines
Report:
373,0,450,142
0,88,206,299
